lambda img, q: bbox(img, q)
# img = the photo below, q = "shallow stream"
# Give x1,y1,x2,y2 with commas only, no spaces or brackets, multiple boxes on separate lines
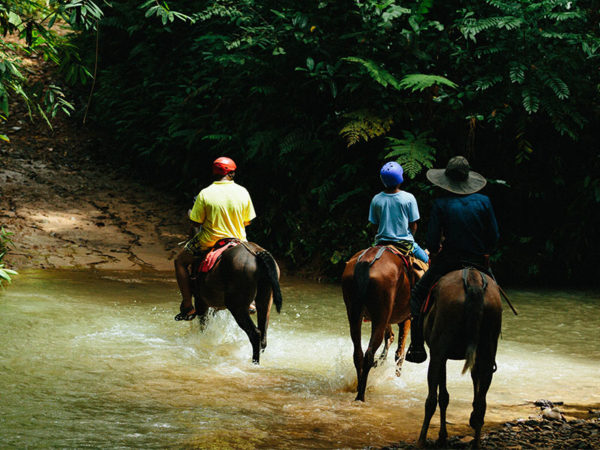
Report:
1,270,598,448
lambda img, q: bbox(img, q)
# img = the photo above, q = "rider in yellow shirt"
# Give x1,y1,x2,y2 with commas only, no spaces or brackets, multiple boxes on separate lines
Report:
174,157,256,321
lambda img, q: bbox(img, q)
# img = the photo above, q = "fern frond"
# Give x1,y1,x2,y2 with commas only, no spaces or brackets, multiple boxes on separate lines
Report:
398,74,458,92
473,75,503,91
509,63,526,84
474,46,502,57
339,111,393,147
485,0,511,10
544,11,584,22
279,130,310,155
342,57,401,89
383,130,437,178
540,73,570,100
201,134,232,141
522,87,540,113
497,16,523,30
247,130,278,158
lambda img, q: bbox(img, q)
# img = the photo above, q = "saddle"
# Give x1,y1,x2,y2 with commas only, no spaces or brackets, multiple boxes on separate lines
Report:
357,244,429,283
195,238,241,273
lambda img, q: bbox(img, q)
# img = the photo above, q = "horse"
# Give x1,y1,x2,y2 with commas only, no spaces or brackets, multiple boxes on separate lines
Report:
190,242,282,364
416,268,502,449
342,246,414,402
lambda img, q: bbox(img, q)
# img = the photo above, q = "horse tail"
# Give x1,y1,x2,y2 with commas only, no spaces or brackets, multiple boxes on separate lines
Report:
256,250,283,313
462,269,486,374
354,260,370,308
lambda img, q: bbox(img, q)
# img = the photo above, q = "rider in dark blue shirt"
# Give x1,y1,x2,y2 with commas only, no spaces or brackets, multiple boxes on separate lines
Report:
405,156,499,363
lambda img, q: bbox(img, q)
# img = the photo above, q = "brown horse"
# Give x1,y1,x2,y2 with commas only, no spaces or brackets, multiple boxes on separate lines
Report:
342,246,413,402
416,268,502,448
191,242,282,364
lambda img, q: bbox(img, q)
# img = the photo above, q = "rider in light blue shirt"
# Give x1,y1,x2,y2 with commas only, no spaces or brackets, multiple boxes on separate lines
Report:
369,162,429,263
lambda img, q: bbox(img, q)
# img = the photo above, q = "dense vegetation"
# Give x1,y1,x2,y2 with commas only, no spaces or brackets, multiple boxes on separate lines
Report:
3,0,599,285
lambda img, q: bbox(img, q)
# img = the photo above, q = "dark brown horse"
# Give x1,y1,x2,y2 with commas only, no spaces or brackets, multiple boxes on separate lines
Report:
342,246,413,402
191,242,282,364
417,268,502,448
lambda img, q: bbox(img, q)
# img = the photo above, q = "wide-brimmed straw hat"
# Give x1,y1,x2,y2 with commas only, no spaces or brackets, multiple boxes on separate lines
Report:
426,156,487,194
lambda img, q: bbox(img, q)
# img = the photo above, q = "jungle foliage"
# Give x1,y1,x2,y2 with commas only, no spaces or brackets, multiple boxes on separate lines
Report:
11,0,600,284
0,0,102,138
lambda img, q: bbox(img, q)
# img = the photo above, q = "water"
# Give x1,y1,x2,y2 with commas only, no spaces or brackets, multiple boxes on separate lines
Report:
1,270,598,448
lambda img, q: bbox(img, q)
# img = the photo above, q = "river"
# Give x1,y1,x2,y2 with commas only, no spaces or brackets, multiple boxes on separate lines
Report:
1,270,598,448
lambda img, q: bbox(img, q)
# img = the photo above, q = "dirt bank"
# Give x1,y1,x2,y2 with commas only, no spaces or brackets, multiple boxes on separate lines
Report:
0,63,188,271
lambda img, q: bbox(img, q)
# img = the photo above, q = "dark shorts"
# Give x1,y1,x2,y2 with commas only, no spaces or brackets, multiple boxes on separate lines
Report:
183,233,207,257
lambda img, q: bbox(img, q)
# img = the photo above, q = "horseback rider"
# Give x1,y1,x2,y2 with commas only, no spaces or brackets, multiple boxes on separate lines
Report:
405,156,499,363
369,161,429,263
174,156,256,321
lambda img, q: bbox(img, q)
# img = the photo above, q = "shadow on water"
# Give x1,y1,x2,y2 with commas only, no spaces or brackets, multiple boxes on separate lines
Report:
1,270,598,448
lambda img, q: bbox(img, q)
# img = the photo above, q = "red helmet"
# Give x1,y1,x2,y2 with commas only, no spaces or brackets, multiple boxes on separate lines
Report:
212,157,237,175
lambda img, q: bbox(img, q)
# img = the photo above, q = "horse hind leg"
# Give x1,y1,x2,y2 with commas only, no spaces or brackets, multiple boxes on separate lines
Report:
469,358,494,448
417,356,444,448
437,364,449,447
374,325,394,367
227,296,262,364
356,318,387,402
347,305,364,400
193,297,211,330
255,279,273,351
394,319,410,377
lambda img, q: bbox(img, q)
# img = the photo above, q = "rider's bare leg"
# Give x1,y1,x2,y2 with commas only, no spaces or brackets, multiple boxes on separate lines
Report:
174,249,197,320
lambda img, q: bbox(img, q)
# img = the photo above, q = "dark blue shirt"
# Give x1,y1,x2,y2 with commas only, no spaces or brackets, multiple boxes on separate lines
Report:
427,193,499,258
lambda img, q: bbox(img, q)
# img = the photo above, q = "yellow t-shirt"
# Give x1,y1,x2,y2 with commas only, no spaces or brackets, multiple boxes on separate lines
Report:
189,181,256,249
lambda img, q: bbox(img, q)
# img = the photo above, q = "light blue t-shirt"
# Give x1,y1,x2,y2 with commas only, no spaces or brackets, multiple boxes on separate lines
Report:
369,191,420,243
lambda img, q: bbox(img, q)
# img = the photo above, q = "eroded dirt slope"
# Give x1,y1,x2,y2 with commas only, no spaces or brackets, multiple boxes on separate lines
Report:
0,59,188,271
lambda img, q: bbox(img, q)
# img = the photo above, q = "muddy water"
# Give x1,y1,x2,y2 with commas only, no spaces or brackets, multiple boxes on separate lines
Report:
1,270,598,448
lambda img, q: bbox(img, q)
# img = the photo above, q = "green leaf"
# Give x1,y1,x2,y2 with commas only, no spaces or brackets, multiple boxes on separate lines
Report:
342,57,401,89
306,57,315,71
398,74,458,92
384,130,437,178
509,64,526,84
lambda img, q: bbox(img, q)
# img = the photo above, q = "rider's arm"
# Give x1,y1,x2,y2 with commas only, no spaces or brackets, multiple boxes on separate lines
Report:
188,218,201,238
409,221,417,236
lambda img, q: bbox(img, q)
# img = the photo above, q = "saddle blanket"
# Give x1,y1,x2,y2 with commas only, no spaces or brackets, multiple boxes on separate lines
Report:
197,238,240,273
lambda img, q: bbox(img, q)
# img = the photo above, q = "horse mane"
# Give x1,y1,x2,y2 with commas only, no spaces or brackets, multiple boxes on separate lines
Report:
462,269,486,374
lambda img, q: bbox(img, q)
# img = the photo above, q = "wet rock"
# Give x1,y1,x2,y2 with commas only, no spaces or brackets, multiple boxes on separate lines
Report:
542,407,564,421
384,417,600,449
